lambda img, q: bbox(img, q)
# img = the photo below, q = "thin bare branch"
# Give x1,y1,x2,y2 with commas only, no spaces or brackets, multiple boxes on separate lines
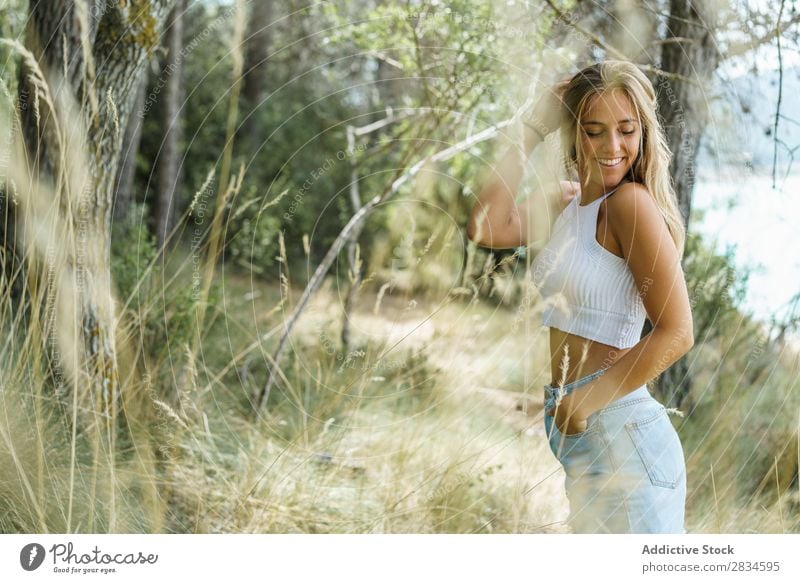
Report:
542,0,700,86
772,0,786,188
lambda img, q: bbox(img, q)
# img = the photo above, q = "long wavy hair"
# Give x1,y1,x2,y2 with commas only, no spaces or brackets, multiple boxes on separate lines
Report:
559,60,686,256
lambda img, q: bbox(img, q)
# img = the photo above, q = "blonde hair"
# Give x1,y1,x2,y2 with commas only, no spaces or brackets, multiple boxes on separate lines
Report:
559,60,686,257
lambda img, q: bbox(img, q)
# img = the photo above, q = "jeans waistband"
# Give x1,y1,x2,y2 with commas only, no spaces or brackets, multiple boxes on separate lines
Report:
544,367,608,414
544,366,609,395
543,367,651,414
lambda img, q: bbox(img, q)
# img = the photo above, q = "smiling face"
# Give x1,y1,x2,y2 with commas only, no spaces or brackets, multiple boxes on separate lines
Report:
576,88,642,196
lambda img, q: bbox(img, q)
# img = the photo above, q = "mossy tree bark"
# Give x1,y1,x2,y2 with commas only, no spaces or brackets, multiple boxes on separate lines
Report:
13,0,176,421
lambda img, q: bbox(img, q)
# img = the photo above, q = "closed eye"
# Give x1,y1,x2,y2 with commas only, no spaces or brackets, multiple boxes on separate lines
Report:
584,129,637,137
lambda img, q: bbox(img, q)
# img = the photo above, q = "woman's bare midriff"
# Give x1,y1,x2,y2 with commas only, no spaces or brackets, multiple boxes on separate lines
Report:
548,327,631,386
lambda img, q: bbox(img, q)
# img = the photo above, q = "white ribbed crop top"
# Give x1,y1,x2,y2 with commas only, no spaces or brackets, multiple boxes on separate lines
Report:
530,183,647,349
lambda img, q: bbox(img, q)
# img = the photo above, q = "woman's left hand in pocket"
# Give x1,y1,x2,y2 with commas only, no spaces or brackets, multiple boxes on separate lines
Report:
546,392,593,435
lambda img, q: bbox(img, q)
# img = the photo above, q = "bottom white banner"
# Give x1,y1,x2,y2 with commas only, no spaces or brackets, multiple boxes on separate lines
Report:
1,534,798,582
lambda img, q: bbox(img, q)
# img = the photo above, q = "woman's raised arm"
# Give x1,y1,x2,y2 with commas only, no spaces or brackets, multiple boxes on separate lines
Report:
466,79,569,249
466,126,545,249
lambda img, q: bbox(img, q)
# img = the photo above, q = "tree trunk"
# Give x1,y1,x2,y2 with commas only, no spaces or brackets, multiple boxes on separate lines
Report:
240,0,274,147
155,0,185,248
655,0,720,227
114,67,149,224
651,0,720,408
14,0,176,421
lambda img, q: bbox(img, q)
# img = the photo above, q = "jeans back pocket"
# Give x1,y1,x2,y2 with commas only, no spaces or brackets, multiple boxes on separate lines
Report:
624,408,684,489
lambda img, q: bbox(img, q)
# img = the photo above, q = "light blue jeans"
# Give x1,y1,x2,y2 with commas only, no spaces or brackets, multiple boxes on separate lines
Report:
543,367,687,534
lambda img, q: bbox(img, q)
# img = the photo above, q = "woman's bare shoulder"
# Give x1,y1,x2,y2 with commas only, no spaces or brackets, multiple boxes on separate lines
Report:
606,182,658,215
558,181,580,211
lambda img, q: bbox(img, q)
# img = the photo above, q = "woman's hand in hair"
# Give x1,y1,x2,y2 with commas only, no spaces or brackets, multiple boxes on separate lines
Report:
525,76,571,137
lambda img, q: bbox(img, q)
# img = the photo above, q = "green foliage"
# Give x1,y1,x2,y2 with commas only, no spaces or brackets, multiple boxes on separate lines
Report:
322,0,540,115
132,0,556,284
314,0,548,296
682,229,751,344
231,95,356,267
135,2,233,250
111,204,218,363
111,203,158,307
146,271,215,360
225,184,282,274
0,0,26,96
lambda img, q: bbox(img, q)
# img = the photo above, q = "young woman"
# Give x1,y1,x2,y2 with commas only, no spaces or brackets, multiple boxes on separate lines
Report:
467,61,694,533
